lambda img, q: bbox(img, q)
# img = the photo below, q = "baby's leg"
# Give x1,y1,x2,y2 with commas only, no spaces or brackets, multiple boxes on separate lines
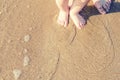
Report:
92,0,111,14
56,0,69,27
70,0,89,29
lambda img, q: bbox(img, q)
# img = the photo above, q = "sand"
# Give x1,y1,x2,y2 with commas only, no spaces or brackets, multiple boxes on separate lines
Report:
0,0,120,80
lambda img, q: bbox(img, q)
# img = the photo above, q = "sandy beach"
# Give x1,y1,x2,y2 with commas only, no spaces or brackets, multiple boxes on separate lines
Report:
0,0,120,80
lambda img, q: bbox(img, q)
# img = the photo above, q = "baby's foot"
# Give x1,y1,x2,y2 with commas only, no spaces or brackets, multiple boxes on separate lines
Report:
70,13,86,29
57,10,69,27
93,0,111,14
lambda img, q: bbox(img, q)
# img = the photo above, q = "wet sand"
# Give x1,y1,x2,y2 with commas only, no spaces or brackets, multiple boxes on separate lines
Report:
0,0,120,80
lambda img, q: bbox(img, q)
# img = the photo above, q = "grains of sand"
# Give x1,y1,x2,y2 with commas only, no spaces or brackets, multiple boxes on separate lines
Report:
18,52,22,55
27,5,30,8
23,55,30,67
29,27,33,31
0,12,2,15
23,48,28,54
8,40,12,43
0,77,4,80
13,69,22,80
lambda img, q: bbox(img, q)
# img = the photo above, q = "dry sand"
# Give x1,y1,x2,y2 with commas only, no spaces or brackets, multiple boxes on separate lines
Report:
0,0,120,80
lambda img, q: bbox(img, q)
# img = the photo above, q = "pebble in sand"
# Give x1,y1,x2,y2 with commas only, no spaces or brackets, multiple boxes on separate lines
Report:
13,69,22,80
23,55,30,67
24,35,31,42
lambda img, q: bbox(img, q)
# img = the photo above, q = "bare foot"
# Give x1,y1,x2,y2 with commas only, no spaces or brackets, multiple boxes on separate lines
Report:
57,10,69,27
69,0,89,29
70,13,86,29
93,0,111,14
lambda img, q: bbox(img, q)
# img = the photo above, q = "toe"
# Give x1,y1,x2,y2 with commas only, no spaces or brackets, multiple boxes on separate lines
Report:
103,0,111,12
80,22,85,28
80,23,83,28
77,22,85,29
57,19,64,26
103,3,109,12
64,21,68,27
108,0,111,3
95,1,106,14
78,25,82,29
97,6,106,14
108,0,112,9
76,23,81,29
77,18,85,29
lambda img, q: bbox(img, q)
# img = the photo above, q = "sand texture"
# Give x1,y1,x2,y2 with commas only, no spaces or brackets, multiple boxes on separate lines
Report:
0,0,120,80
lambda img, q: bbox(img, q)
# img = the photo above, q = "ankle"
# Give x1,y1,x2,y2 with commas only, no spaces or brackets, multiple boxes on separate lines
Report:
70,11,79,17
60,8,69,13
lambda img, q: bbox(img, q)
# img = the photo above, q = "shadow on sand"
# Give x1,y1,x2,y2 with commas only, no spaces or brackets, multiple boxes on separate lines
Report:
80,1,120,20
